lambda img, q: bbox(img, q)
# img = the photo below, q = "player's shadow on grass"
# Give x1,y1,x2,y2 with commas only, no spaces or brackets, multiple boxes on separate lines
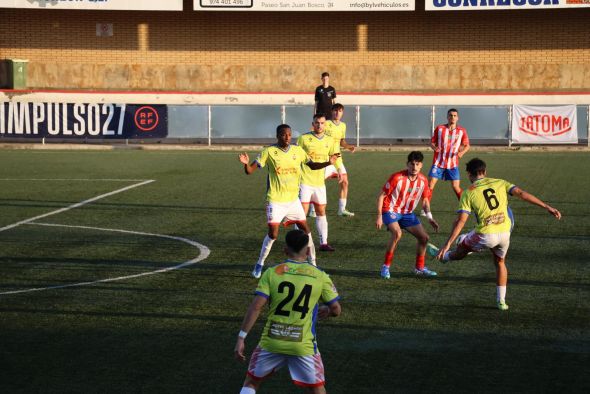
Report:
331,268,589,289
0,307,243,323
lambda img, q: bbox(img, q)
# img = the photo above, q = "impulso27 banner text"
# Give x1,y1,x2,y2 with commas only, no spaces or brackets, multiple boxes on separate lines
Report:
0,102,168,139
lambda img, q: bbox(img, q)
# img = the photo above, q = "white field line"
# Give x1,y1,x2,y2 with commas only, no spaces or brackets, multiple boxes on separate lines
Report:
0,222,210,295
0,178,152,182
0,180,155,234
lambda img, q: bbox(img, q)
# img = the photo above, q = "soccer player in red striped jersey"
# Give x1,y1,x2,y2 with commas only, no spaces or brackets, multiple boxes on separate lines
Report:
376,151,440,279
428,108,470,201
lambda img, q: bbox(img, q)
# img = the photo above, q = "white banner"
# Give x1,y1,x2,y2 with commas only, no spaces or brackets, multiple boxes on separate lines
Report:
426,0,590,11
511,105,578,144
194,0,415,11
0,0,183,11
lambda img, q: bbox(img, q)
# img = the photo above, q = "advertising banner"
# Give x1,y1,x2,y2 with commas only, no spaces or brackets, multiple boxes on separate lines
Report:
511,105,577,144
194,0,415,11
0,103,168,139
426,0,590,11
0,0,183,11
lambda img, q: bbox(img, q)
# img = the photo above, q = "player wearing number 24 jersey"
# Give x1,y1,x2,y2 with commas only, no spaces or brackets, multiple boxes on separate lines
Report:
433,158,561,311
234,230,341,393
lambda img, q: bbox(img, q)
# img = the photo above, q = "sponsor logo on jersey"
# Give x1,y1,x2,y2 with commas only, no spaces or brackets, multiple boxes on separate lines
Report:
275,263,317,278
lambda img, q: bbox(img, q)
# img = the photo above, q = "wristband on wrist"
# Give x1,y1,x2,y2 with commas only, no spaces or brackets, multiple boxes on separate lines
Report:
238,330,248,339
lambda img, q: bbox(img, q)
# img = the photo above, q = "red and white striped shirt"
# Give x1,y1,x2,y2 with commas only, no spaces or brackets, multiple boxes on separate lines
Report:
381,170,431,214
431,124,470,169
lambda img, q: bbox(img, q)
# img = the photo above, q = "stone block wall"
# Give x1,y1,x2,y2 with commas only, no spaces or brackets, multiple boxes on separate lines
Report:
1,5,589,92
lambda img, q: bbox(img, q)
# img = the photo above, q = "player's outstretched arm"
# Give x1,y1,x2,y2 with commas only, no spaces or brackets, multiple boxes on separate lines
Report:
318,301,341,320
437,213,469,260
238,152,258,175
340,138,356,153
511,187,562,220
421,198,439,232
234,295,268,362
376,192,386,229
306,153,341,170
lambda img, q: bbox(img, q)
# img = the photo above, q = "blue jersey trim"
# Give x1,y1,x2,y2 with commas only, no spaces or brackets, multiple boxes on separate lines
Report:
311,304,319,354
271,143,292,153
255,291,269,299
325,295,341,305
457,209,471,215
285,259,309,264
508,185,517,195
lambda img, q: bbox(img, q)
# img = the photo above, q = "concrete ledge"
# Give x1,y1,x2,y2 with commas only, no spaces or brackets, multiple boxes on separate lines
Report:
1,143,587,152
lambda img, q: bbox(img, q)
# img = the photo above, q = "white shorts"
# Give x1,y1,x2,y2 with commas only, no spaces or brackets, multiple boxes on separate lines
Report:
324,163,347,179
247,346,325,388
459,230,511,258
266,200,306,225
299,184,327,206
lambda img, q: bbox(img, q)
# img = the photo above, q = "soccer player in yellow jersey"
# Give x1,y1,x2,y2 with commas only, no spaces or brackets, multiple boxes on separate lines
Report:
239,124,339,279
324,103,356,217
432,158,561,310
297,114,340,252
234,230,341,393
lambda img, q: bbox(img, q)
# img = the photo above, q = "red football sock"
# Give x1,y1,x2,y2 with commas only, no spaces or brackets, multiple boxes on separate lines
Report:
384,251,394,267
415,254,425,270
455,189,463,200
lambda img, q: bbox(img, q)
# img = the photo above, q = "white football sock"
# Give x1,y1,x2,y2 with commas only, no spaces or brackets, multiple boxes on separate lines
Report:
307,233,316,266
316,215,328,245
497,286,507,302
338,199,347,213
240,387,256,394
256,235,275,266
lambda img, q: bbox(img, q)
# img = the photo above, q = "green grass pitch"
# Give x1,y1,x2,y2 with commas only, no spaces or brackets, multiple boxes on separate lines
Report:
0,149,588,393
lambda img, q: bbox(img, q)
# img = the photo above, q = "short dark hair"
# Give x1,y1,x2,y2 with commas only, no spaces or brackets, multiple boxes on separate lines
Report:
466,158,486,176
407,151,424,163
285,230,309,253
321,72,330,78
331,103,344,112
313,113,326,122
447,108,458,116
276,124,291,136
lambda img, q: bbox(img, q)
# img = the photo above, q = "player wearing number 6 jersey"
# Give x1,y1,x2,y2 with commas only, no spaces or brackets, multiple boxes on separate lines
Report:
431,158,561,311
234,230,341,394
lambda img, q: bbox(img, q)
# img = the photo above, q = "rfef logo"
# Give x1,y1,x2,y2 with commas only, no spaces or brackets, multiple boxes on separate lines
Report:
518,114,572,136
134,106,159,132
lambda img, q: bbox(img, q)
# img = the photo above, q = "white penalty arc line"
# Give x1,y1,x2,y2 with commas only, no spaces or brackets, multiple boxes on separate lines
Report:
0,179,155,234
0,222,210,295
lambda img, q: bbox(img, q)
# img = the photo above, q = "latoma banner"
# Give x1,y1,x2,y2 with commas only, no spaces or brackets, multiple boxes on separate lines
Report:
0,0,183,11
0,103,168,139
426,0,590,10
195,0,415,11
511,105,577,144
